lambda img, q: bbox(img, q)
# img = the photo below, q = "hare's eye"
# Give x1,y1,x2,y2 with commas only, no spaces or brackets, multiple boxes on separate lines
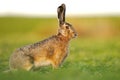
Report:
66,26,69,29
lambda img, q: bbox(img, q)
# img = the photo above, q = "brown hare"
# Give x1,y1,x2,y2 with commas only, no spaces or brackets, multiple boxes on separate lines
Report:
9,3,77,71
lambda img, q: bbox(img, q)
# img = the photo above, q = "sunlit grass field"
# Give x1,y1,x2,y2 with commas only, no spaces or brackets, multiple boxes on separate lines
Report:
0,16,120,80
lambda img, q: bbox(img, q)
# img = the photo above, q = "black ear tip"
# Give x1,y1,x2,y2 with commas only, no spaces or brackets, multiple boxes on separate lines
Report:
61,3,66,8
58,3,66,10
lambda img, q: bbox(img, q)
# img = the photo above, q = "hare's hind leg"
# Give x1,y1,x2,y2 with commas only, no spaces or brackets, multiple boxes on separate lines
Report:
11,53,34,71
22,60,33,71
20,55,34,71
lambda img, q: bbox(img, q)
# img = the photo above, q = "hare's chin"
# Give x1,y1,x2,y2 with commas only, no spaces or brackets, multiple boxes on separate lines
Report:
73,36,77,38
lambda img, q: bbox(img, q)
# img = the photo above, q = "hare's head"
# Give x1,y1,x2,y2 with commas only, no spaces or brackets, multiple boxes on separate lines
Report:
57,4,77,39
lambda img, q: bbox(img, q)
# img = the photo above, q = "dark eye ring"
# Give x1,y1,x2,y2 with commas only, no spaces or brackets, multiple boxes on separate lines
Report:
66,26,69,29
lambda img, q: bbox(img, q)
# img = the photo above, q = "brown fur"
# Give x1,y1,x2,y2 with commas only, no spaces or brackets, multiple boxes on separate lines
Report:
9,3,77,71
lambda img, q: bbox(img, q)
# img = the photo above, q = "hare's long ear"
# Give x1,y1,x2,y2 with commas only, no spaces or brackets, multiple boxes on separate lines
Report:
57,4,66,25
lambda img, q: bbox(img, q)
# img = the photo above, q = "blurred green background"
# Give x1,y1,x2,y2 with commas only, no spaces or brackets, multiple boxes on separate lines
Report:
0,16,120,80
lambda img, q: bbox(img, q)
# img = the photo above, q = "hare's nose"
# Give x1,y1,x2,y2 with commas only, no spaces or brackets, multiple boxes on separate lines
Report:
75,33,78,37
74,33,77,38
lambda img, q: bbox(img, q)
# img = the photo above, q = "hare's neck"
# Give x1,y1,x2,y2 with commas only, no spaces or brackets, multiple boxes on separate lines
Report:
56,34,70,43
55,35,69,50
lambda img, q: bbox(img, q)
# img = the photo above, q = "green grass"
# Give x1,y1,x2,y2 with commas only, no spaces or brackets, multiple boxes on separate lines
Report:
0,16,120,80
